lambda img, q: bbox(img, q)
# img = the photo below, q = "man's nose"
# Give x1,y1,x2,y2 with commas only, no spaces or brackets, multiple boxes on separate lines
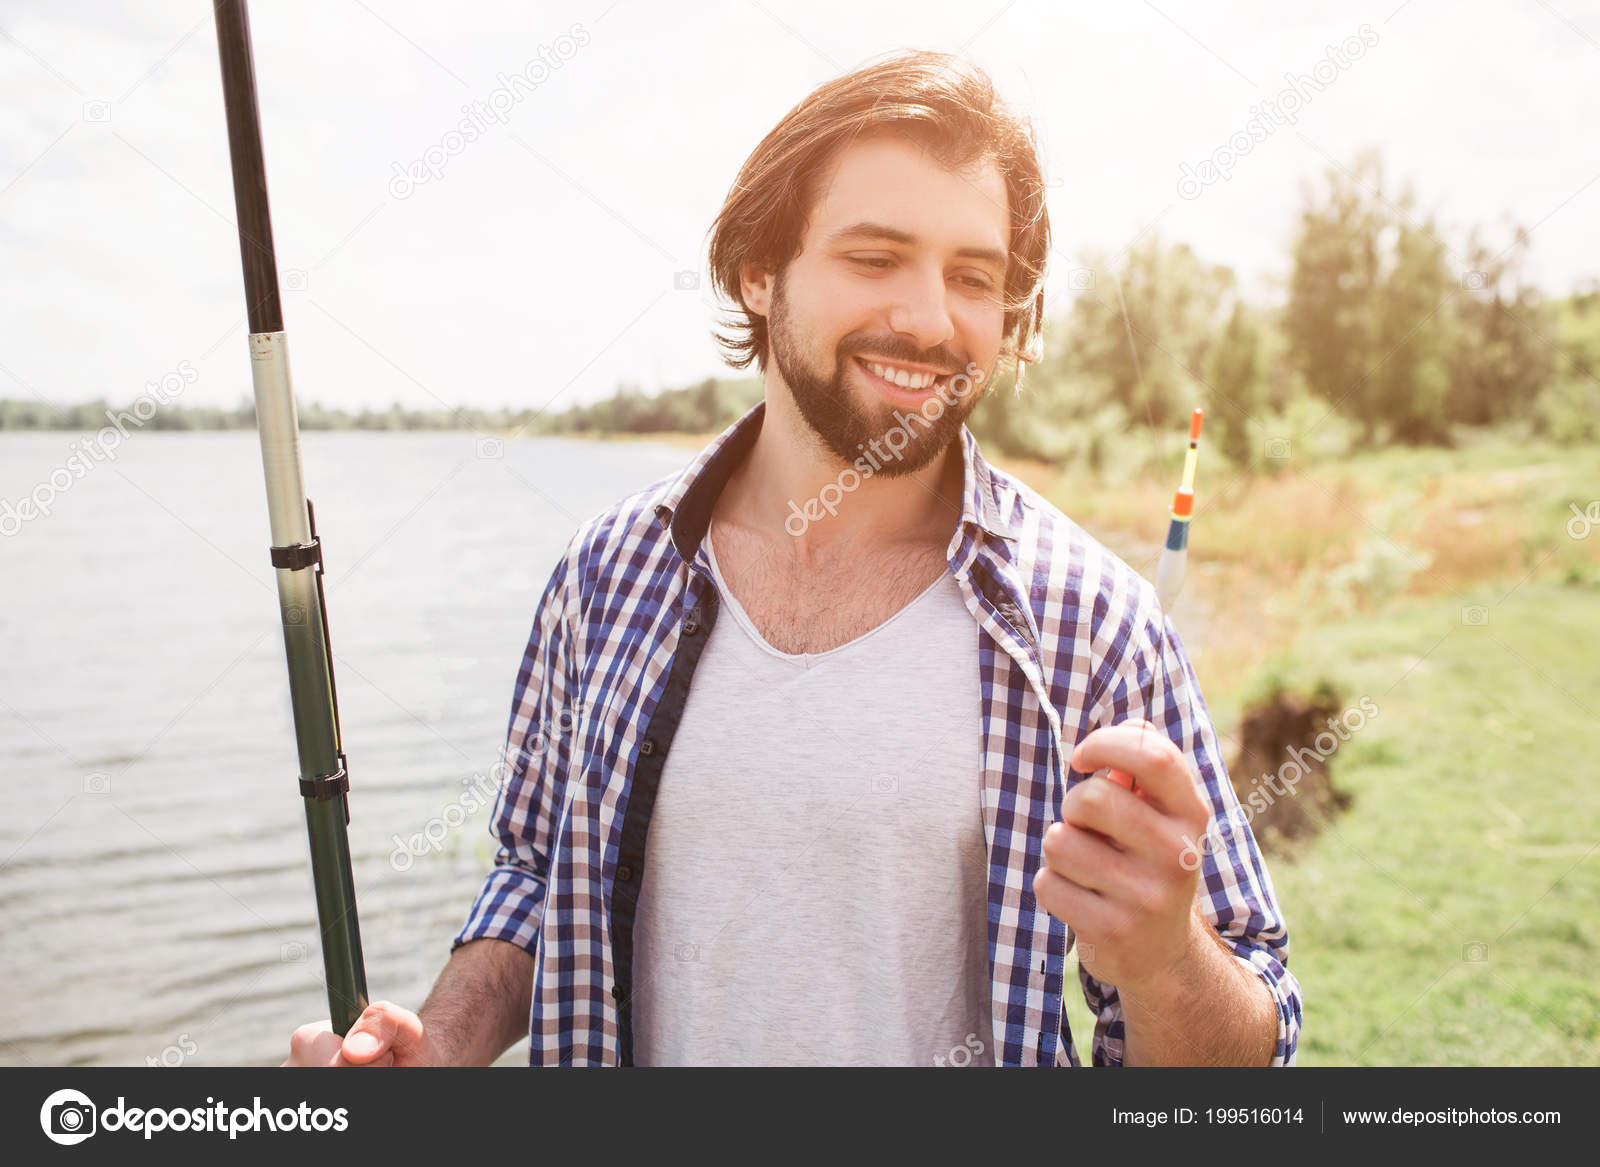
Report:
886,264,957,354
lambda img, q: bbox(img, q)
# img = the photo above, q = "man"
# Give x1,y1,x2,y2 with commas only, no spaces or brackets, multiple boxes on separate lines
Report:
287,49,1300,1068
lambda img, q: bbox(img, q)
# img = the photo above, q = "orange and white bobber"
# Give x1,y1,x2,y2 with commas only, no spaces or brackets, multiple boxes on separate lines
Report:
1154,408,1204,609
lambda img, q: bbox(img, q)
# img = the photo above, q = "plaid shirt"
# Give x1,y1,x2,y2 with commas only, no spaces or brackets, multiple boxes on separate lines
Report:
454,400,1302,1066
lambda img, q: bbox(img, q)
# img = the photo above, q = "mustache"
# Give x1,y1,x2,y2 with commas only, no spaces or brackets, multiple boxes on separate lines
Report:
841,341,963,372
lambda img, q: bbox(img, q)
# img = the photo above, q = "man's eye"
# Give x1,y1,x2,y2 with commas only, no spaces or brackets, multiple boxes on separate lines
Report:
851,257,992,291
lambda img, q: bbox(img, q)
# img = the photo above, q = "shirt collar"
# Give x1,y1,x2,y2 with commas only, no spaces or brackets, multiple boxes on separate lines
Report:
650,397,1019,564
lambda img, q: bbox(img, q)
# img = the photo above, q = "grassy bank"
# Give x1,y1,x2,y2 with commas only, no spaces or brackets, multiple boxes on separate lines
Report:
1038,435,1600,1064
1005,433,1600,723
1058,580,1599,1064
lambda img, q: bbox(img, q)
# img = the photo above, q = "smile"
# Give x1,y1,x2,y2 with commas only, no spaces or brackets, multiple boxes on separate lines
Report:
852,356,952,392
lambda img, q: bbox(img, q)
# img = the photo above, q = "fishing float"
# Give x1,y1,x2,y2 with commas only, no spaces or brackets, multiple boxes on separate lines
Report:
1113,407,1204,793
1155,407,1204,610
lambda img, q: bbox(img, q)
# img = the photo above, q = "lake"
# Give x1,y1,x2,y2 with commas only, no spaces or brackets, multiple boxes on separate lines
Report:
0,430,692,1067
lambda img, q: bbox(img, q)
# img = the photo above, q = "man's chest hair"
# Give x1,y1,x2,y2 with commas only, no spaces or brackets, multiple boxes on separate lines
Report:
710,523,951,656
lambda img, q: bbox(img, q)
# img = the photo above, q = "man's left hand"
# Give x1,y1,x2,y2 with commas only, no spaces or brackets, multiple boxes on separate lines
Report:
1033,718,1214,994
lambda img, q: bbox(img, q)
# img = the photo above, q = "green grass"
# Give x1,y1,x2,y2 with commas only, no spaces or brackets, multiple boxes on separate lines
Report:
1060,577,1600,1064
1263,579,1600,1065
1002,429,1600,705
1039,429,1600,1064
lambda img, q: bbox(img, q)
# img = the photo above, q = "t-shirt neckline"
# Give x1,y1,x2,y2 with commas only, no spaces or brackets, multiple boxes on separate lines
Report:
703,522,949,665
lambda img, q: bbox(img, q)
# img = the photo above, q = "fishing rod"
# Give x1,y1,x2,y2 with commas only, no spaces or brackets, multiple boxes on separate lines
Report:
212,0,369,1034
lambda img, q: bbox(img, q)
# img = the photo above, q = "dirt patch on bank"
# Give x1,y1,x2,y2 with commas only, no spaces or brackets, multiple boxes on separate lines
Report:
1228,683,1354,855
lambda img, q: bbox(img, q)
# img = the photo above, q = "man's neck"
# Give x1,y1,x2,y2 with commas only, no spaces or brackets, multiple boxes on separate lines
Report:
714,386,966,563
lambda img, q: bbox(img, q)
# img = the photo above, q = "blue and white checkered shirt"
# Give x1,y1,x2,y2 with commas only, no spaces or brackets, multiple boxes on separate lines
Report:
454,400,1302,1066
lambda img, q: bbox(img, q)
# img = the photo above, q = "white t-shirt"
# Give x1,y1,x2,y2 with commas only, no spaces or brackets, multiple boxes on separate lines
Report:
631,531,993,1066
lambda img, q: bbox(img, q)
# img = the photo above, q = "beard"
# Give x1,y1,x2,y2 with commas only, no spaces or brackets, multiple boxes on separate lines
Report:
766,267,991,479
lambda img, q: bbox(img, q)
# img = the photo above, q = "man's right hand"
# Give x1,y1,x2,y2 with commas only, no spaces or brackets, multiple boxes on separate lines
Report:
284,1001,438,1067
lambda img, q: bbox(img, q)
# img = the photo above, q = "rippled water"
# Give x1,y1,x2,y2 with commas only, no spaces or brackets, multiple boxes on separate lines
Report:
0,430,691,1066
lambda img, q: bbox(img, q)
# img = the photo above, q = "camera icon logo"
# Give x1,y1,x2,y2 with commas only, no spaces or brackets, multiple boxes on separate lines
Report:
284,605,307,626
83,772,111,795
40,1088,97,1145
1460,605,1488,627
476,436,504,460
280,940,308,963
82,100,112,123
1462,941,1488,962
1067,267,1096,292
1460,270,1489,292
871,773,898,794
1264,437,1292,462
673,942,701,962
673,270,700,291
283,269,309,293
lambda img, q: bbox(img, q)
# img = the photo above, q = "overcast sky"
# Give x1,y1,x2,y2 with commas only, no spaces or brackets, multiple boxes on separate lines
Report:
3,0,1597,412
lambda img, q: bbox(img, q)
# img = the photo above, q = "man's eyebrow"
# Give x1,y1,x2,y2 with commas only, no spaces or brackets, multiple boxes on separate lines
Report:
826,221,1007,269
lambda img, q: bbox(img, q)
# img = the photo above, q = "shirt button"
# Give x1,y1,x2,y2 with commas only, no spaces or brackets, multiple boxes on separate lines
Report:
617,864,634,882
640,738,656,756
684,615,700,636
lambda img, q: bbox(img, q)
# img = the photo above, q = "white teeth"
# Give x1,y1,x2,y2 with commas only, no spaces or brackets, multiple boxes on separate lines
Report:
865,360,935,390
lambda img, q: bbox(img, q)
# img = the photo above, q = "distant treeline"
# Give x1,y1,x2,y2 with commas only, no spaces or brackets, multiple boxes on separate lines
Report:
960,150,1600,470
0,377,765,438
8,152,1598,468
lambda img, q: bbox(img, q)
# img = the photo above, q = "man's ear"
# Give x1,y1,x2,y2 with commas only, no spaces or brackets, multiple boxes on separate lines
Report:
739,264,775,317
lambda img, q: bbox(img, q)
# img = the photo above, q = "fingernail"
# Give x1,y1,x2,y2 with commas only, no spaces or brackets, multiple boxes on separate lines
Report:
345,1032,378,1057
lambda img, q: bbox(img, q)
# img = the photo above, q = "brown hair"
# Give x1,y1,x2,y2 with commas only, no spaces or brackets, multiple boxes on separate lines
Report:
706,49,1051,381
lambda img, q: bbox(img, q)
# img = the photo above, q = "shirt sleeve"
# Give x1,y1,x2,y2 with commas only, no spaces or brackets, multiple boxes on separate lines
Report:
1079,592,1303,1066
451,544,579,959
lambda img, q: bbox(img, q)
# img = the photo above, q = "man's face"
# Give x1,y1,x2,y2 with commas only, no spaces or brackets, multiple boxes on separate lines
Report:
752,133,1011,476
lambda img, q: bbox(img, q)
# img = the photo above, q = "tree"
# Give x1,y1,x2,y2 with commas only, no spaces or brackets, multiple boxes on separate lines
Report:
1206,303,1265,468
1373,220,1455,445
1537,288,1600,443
1446,226,1555,426
1285,152,1462,445
1284,151,1388,445
1062,236,1237,430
